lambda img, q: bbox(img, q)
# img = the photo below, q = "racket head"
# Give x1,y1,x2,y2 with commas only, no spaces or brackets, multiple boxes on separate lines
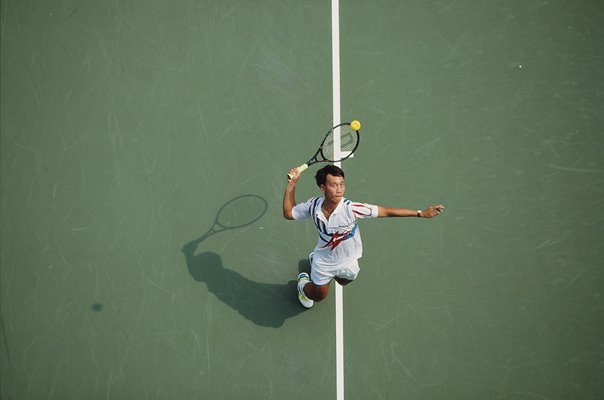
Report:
319,123,360,162
215,194,268,230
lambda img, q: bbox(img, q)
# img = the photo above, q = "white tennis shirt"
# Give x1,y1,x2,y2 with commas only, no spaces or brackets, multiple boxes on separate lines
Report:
292,197,378,269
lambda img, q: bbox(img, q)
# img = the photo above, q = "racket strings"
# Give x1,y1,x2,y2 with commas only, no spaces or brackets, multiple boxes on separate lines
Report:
322,126,358,161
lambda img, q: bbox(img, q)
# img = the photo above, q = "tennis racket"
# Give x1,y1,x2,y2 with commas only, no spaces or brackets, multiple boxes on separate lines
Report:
287,122,360,180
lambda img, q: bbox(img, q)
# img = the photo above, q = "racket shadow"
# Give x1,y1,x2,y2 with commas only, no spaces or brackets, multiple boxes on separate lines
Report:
181,196,307,328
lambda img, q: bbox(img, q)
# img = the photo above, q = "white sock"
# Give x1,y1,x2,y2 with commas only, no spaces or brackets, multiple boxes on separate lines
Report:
298,279,309,295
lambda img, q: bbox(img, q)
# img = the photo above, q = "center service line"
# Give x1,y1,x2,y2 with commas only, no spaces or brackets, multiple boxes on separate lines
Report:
331,1,344,400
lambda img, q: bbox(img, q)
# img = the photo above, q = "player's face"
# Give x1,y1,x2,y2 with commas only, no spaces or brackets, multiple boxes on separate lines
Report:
321,174,345,202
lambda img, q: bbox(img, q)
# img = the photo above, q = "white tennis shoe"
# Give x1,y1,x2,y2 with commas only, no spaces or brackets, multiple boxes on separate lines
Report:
297,272,314,308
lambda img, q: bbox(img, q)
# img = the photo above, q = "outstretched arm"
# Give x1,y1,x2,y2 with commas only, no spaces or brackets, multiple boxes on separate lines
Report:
378,204,445,218
283,168,300,220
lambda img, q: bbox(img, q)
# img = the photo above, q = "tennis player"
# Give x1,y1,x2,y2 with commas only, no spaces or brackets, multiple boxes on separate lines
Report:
283,165,444,308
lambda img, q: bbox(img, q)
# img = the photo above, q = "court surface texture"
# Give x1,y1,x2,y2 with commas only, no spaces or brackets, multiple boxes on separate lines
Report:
1,1,603,399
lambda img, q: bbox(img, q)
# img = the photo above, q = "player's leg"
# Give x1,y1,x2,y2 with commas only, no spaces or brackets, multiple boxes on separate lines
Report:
298,255,334,305
334,276,353,286
306,265,333,302
297,274,330,307
303,281,330,301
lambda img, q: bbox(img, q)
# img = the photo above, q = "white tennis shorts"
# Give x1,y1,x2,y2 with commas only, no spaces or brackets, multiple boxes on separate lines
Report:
311,259,360,286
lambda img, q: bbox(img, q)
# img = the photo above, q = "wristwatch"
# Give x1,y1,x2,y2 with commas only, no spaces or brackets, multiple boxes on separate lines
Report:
417,210,422,217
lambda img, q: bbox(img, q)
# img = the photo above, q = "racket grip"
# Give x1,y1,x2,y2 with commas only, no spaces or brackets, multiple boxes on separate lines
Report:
287,164,309,180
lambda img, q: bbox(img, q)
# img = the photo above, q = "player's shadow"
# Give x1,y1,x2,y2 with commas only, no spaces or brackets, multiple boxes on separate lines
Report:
181,195,307,328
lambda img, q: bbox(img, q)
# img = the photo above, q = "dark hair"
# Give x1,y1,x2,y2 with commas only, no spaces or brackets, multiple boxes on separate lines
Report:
315,165,345,187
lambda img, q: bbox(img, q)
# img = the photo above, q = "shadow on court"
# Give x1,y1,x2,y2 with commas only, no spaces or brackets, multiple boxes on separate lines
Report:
180,195,306,328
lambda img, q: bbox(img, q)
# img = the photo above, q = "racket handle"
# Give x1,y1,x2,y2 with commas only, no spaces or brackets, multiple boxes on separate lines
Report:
287,164,309,180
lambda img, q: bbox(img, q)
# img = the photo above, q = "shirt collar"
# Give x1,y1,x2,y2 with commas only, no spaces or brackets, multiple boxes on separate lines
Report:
315,198,344,222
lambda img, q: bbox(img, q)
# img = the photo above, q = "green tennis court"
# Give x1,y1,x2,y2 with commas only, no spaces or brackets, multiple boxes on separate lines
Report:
2,1,603,399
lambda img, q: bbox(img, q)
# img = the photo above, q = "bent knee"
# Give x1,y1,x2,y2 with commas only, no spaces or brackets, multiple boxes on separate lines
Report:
313,285,330,302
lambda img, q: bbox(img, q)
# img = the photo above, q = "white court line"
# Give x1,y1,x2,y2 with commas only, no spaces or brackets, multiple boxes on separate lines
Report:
331,1,344,400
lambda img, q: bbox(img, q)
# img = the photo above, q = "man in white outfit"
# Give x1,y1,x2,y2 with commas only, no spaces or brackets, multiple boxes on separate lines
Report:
283,165,444,308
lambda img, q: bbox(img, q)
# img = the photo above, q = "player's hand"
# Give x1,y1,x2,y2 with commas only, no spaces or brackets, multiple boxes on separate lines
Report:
420,205,445,218
287,167,300,183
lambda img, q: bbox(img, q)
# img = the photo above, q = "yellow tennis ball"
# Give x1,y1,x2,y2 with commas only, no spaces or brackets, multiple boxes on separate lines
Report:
350,120,361,131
